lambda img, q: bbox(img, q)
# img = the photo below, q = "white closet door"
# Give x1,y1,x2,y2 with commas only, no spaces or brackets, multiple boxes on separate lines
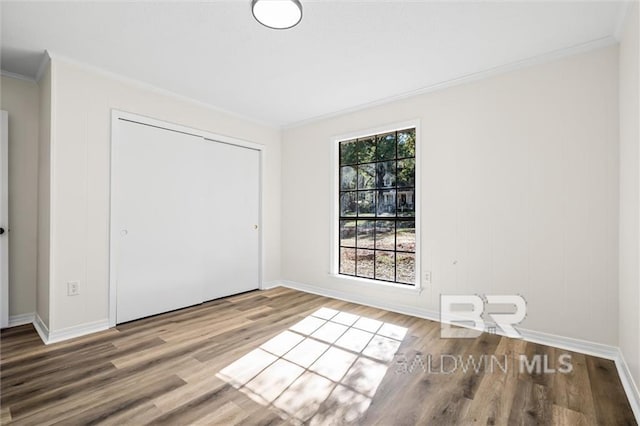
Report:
114,120,208,323
202,141,260,301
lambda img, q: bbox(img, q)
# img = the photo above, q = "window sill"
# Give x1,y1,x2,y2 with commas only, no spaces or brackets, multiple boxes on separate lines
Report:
329,273,423,294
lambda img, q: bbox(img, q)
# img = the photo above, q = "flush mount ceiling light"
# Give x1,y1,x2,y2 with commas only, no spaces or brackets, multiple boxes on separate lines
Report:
251,0,303,30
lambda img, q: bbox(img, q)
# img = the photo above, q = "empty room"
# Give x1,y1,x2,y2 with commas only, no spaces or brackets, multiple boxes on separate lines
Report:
0,0,639,424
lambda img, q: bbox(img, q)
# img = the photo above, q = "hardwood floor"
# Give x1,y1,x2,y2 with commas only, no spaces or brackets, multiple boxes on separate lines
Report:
0,287,636,425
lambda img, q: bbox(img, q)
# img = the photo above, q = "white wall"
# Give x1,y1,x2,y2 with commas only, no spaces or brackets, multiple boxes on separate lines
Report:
47,57,281,332
0,76,39,318
619,2,640,390
37,63,52,328
282,46,620,345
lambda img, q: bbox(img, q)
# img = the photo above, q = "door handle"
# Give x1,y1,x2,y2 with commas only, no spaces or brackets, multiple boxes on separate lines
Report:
0,227,5,235
253,224,258,230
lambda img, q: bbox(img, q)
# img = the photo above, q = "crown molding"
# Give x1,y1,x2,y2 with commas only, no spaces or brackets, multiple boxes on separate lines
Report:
613,1,633,41
35,50,51,83
0,70,36,83
45,50,278,129
5,30,624,129
283,35,618,130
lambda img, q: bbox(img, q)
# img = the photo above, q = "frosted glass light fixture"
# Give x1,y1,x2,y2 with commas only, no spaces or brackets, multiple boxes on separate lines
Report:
251,0,303,30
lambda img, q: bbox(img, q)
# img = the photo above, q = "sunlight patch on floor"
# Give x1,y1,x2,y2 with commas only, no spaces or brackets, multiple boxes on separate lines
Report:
216,307,407,424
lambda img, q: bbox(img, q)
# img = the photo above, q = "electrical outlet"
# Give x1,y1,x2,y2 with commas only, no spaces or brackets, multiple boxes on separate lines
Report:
424,271,432,284
67,281,80,296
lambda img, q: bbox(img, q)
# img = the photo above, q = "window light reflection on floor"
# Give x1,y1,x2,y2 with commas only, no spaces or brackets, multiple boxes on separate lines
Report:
216,307,408,424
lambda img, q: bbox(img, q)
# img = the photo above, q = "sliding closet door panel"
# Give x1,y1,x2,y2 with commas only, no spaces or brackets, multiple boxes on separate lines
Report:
202,141,260,301
114,120,206,323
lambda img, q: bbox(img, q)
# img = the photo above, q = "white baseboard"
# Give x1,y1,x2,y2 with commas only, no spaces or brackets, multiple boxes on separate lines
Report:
279,280,618,358
261,281,281,290
9,280,640,421
615,351,640,421
7,312,35,327
517,328,620,360
278,279,639,422
280,279,443,322
33,314,49,344
46,319,110,344
31,314,109,345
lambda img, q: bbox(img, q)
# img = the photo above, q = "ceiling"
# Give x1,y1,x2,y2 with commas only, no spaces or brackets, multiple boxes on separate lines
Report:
0,1,627,127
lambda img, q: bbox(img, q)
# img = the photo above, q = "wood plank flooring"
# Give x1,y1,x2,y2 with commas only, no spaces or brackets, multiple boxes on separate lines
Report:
0,288,636,425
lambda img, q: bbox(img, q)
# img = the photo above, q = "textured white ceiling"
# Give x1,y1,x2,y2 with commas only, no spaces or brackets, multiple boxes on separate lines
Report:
0,1,626,126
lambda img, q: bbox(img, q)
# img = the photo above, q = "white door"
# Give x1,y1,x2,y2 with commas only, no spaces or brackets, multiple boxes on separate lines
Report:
114,120,208,323
0,111,8,328
202,141,260,301
112,118,261,324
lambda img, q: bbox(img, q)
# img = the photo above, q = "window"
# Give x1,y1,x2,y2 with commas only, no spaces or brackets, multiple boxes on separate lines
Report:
338,128,416,285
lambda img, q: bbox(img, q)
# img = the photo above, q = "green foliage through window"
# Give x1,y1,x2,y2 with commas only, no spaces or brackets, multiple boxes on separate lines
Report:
338,128,416,285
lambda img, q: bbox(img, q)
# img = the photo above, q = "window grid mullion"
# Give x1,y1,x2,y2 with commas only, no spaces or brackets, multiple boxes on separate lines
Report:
339,245,414,255
354,219,359,277
394,131,398,283
339,128,415,285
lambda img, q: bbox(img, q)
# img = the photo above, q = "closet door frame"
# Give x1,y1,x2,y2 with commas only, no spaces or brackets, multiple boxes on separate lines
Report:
108,110,265,328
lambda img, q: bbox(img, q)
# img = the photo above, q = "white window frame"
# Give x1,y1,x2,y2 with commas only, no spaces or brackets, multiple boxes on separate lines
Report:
329,119,421,292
